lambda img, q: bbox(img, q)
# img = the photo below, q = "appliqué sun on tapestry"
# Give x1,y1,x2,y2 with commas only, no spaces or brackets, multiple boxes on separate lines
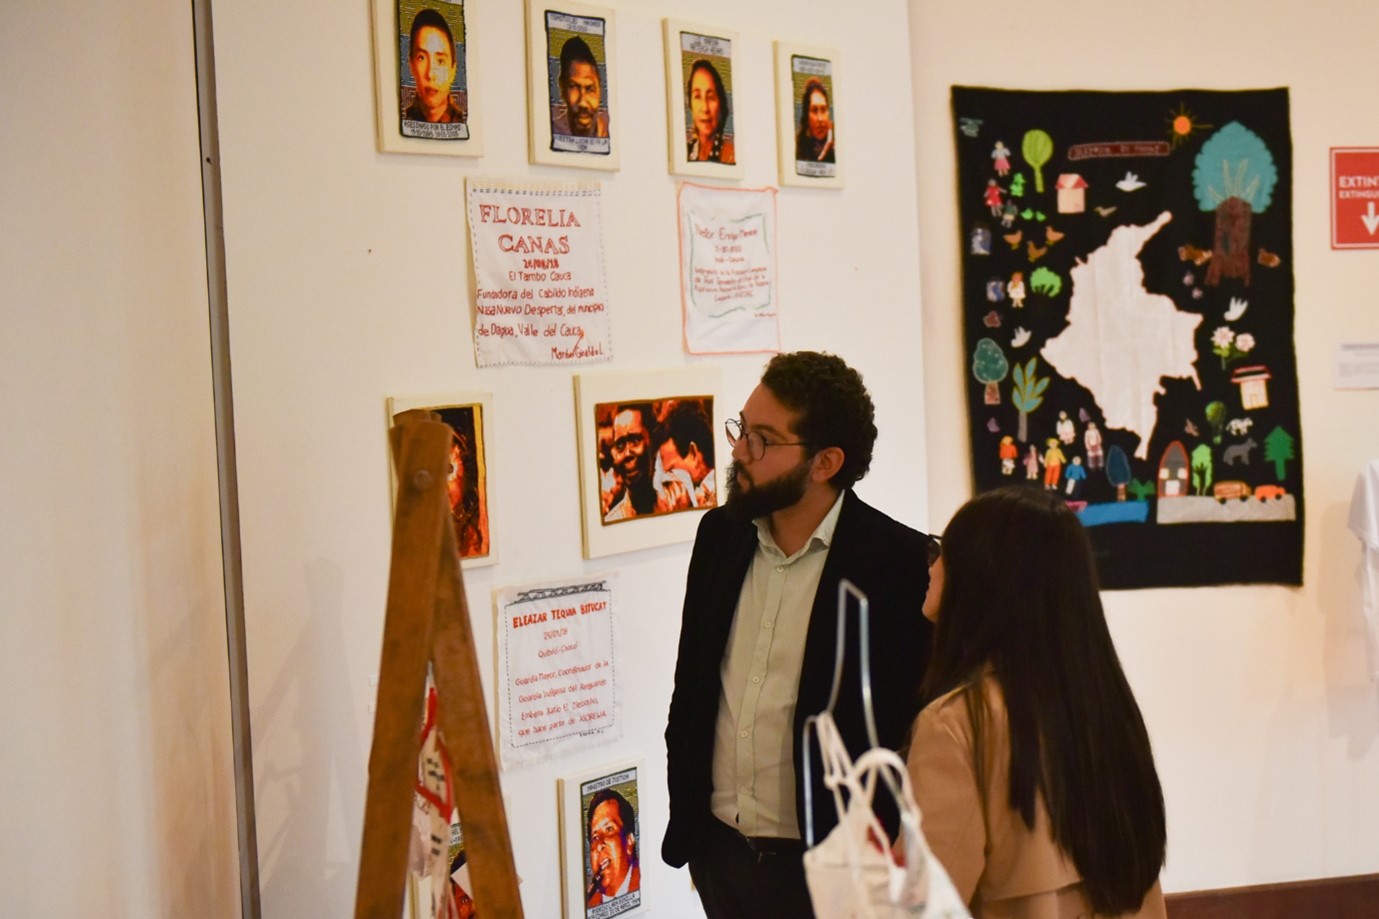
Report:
953,87,1301,589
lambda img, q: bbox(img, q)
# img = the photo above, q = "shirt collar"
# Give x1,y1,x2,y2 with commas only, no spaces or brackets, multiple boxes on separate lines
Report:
753,489,847,561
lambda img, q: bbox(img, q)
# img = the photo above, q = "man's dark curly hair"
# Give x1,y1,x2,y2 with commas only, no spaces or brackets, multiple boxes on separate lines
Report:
760,351,876,490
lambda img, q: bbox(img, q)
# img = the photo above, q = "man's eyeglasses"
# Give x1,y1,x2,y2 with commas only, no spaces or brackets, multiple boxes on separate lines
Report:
924,534,942,567
724,417,810,461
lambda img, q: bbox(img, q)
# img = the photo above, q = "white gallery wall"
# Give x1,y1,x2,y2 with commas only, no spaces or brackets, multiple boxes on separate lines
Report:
7,0,1379,914
0,1,241,915
910,0,1379,894
212,0,928,915
5,0,1377,914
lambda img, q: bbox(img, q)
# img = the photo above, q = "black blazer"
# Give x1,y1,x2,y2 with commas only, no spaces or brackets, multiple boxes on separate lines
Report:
661,490,932,868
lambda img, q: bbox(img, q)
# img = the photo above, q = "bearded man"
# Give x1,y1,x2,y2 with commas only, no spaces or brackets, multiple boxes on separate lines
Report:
662,351,934,917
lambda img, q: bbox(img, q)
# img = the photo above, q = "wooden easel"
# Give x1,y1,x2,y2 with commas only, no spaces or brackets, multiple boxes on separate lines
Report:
355,410,523,919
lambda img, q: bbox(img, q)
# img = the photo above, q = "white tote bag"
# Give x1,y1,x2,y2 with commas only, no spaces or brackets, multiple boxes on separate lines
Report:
802,713,969,919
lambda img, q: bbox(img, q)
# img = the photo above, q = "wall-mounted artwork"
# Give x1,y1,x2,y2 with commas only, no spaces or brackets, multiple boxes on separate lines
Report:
372,0,483,156
677,182,779,353
496,574,619,769
774,42,842,188
663,20,742,180
574,366,720,559
951,86,1301,589
387,392,496,567
559,758,646,919
526,0,619,171
466,177,613,368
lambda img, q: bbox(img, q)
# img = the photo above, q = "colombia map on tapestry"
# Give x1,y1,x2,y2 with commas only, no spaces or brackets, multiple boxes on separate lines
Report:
952,87,1301,589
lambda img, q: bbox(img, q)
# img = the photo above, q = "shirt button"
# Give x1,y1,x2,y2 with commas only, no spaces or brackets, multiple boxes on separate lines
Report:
763,620,773,629
740,729,749,738
775,565,785,572
751,675,761,684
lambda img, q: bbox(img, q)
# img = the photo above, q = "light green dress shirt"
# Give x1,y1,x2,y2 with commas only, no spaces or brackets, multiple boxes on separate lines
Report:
709,491,846,839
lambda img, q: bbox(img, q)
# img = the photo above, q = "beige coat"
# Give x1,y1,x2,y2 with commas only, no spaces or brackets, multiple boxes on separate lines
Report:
906,680,1166,919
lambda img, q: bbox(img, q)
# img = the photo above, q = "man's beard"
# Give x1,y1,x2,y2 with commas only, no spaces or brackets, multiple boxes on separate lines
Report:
724,457,811,521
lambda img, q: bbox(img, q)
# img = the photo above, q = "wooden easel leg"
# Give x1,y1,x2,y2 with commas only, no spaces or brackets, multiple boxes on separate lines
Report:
432,518,523,916
356,411,524,919
356,419,451,919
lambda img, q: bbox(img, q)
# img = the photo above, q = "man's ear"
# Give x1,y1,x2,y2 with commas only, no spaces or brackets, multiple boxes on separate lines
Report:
809,446,845,483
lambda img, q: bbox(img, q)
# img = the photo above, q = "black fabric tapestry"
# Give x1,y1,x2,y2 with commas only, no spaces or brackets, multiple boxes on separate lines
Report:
951,86,1301,589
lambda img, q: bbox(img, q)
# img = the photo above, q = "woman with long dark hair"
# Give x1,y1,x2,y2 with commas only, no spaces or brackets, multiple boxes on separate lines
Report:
906,486,1166,917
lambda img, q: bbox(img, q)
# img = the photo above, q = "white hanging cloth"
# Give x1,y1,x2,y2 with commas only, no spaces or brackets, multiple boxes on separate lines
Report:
1347,459,1379,682
800,581,969,918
